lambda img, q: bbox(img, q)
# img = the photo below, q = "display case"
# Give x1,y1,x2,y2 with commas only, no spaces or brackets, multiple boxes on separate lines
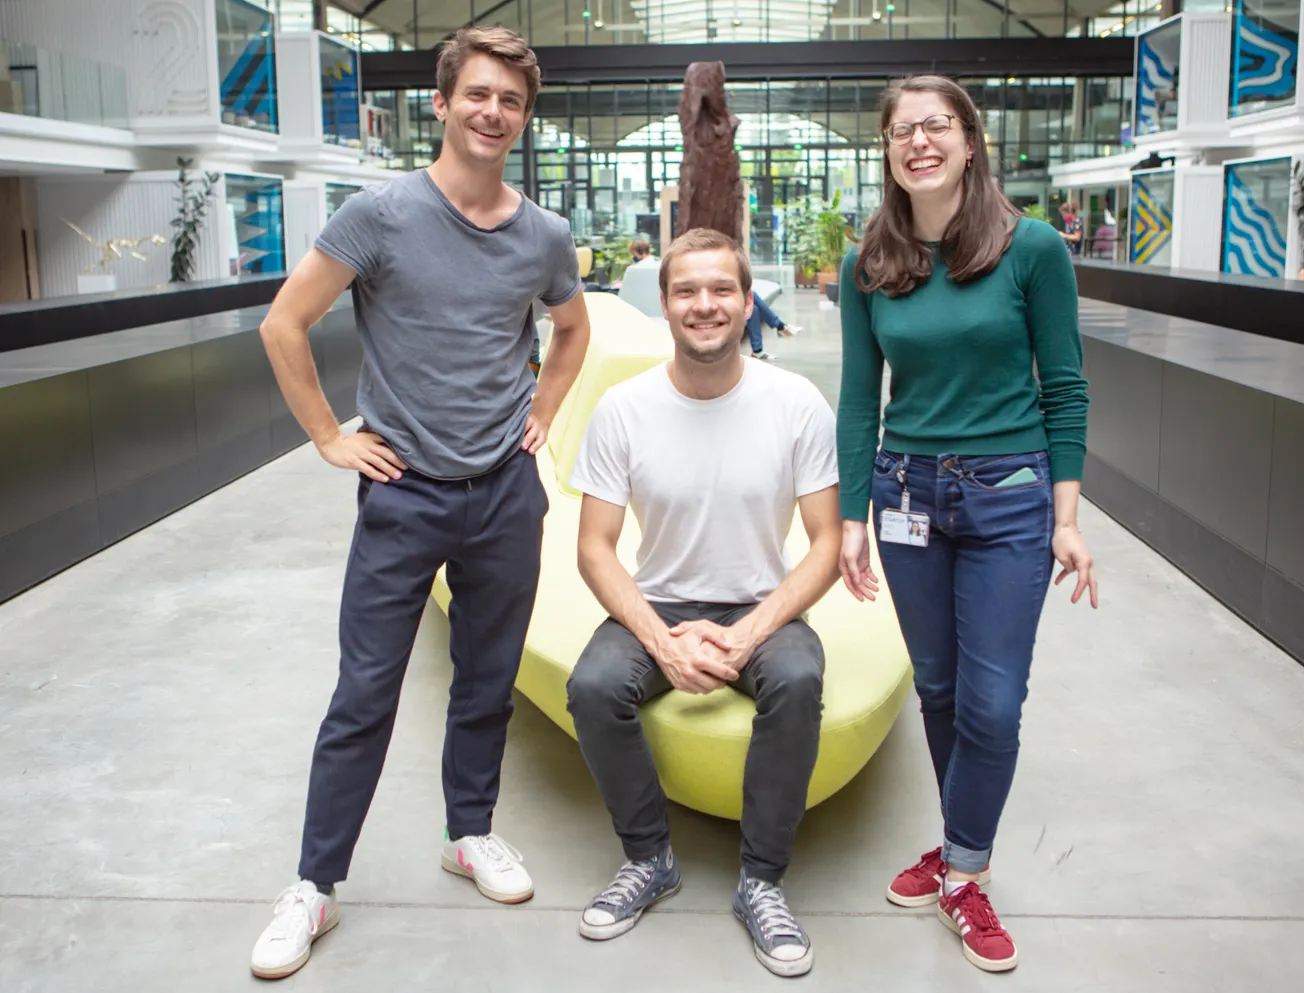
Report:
130,0,280,152
1228,0,1304,139
1129,169,1175,265
1133,13,1237,149
1221,156,1298,277
224,172,286,276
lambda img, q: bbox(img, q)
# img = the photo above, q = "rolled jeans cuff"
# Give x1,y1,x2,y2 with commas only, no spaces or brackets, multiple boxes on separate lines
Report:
942,838,991,875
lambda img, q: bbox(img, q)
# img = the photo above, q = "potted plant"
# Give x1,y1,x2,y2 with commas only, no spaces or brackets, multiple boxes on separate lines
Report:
170,156,220,283
787,192,853,289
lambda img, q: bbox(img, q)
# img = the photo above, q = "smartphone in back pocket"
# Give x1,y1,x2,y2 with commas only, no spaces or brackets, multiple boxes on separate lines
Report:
994,466,1038,487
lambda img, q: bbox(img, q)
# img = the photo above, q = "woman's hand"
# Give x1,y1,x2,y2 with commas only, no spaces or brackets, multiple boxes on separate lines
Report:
839,521,880,602
1052,525,1098,608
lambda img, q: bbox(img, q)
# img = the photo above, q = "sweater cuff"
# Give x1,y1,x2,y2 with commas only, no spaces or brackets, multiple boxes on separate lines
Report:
1049,447,1085,484
839,491,872,523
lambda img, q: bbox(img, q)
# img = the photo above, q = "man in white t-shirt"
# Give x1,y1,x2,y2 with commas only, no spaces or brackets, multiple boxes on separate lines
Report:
566,228,850,979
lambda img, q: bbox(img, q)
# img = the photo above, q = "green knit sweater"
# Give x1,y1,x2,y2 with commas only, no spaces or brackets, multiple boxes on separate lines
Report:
837,217,1089,522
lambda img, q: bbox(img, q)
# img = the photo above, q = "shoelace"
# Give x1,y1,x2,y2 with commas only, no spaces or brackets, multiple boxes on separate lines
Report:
953,884,1003,933
905,847,945,882
594,859,656,910
265,886,311,940
463,833,524,871
745,879,804,941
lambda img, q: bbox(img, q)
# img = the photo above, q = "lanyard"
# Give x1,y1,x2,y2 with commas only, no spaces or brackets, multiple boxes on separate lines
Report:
896,454,912,513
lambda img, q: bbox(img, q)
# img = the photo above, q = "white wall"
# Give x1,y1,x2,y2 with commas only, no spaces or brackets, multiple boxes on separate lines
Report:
34,172,224,297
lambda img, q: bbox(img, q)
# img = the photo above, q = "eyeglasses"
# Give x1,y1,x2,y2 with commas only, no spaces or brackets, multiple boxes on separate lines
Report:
884,114,958,145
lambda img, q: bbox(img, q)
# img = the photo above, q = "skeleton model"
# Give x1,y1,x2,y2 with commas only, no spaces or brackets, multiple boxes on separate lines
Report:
62,219,167,275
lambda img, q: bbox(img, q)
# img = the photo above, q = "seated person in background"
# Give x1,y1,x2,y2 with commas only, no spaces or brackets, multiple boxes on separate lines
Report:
629,237,652,262
565,228,847,979
744,290,803,362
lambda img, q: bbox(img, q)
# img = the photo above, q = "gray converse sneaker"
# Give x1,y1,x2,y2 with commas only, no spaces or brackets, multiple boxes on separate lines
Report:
579,847,681,940
732,870,814,977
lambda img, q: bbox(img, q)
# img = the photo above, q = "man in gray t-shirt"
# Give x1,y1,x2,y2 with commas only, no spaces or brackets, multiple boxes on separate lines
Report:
251,27,590,981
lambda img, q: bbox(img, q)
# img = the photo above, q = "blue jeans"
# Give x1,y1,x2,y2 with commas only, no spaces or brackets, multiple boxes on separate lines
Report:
871,450,1054,874
745,291,782,352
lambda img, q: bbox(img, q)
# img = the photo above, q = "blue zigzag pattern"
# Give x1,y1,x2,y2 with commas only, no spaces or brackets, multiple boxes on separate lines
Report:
1232,10,1298,107
1137,34,1177,135
221,31,277,125
1222,168,1288,278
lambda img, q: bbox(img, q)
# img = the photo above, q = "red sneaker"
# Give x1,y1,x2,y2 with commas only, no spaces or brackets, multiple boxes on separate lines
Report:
937,882,1018,972
886,848,992,908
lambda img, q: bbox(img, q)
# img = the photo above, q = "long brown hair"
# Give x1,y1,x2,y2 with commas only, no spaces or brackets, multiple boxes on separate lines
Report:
856,75,1018,298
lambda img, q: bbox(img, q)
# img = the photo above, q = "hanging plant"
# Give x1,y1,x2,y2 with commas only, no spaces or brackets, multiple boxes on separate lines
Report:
170,156,221,283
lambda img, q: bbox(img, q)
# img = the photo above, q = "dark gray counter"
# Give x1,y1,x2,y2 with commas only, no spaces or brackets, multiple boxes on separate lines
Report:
1,297,361,603
1079,299,1304,662
1073,260,1304,347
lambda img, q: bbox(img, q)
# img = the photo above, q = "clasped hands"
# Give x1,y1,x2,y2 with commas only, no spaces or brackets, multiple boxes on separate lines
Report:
653,619,760,695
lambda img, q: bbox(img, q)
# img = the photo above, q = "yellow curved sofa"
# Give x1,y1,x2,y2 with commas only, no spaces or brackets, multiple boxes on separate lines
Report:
432,293,912,820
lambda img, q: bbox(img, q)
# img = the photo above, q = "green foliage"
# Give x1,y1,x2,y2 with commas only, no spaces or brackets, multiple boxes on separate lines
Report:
786,191,854,277
170,157,221,283
591,230,636,284
1022,202,1050,223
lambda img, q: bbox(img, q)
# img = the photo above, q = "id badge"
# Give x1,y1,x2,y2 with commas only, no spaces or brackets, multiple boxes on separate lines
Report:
880,508,931,547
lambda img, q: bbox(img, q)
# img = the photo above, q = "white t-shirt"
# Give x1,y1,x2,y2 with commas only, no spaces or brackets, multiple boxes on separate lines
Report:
569,361,839,604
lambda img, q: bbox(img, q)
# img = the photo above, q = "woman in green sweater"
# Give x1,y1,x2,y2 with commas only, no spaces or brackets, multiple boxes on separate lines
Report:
837,75,1098,973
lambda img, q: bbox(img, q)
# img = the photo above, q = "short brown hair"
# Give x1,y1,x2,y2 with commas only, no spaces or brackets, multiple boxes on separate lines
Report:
856,74,1018,298
659,228,752,297
436,26,541,115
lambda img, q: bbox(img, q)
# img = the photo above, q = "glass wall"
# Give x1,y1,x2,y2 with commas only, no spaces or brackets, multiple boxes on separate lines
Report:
1129,169,1173,265
1135,18,1181,136
1230,0,1300,118
217,0,279,133
369,76,1132,260
521,77,1130,260
225,174,287,274
1222,157,1293,277
345,0,1163,47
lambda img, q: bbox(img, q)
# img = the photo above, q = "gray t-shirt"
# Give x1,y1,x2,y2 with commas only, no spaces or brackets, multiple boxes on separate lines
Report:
315,168,581,480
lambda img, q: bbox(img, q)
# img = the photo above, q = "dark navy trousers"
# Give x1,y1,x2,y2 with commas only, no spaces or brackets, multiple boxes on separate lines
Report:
298,448,548,885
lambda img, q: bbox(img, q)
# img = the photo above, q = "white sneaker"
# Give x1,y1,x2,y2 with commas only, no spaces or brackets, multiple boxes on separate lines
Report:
250,880,339,980
777,324,803,336
441,832,534,904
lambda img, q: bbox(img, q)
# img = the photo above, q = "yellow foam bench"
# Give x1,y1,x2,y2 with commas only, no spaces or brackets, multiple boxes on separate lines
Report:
432,293,912,819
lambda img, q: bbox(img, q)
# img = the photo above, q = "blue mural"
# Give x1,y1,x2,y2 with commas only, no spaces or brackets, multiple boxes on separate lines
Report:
1222,160,1291,278
1230,1,1299,116
228,175,286,275
1137,23,1180,136
320,37,360,144
217,0,278,133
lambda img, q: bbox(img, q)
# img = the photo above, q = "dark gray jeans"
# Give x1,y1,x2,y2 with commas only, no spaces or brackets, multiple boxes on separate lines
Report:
566,601,824,883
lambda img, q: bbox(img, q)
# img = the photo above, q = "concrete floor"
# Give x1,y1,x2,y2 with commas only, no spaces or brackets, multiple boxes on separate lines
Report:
3,290,1303,992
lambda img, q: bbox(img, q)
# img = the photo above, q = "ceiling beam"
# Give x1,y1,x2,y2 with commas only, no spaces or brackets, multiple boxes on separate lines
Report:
360,37,1136,89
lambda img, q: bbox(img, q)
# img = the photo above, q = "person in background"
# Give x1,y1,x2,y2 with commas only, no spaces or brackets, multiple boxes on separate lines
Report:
250,25,590,980
1059,201,1084,256
629,237,652,263
837,74,1097,974
744,290,803,362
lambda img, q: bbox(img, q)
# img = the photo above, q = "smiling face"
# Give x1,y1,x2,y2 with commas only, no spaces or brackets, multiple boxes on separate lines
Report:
884,90,972,205
432,52,529,170
660,248,753,364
